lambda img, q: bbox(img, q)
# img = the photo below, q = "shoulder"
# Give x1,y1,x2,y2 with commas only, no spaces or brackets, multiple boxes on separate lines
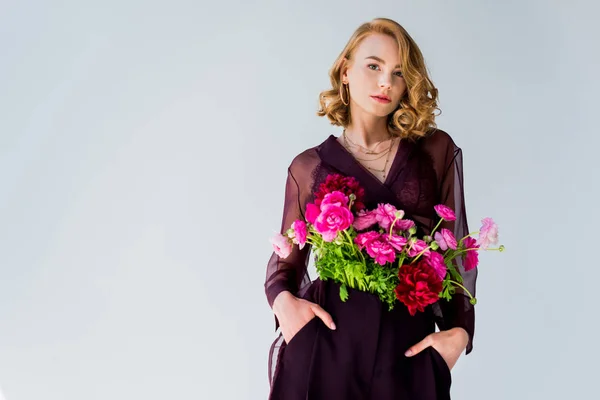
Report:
418,127,463,157
288,143,321,174
419,128,457,148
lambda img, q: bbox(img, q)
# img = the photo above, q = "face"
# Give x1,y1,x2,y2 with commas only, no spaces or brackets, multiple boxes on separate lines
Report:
341,33,407,117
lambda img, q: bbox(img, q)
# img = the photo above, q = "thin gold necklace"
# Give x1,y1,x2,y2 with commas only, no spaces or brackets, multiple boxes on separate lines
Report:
343,135,396,180
341,134,390,161
354,150,389,162
366,137,395,179
343,129,392,155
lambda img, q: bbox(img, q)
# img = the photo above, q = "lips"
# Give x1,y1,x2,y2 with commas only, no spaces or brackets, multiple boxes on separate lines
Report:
371,95,391,103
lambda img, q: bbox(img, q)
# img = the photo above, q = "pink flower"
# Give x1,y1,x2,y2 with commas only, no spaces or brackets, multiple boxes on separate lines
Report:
425,251,447,281
386,234,408,252
353,209,378,231
393,219,415,232
320,191,349,208
305,203,320,224
434,204,456,221
314,204,354,242
406,238,431,258
375,204,404,230
354,231,380,250
290,220,308,249
477,217,499,249
364,235,396,265
434,228,457,251
270,233,292,258
462,236,480,271
314,173,366,212
355,231,398,265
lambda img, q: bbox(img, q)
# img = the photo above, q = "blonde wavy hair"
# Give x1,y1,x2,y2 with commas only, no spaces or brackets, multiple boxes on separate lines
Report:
317,18,441,142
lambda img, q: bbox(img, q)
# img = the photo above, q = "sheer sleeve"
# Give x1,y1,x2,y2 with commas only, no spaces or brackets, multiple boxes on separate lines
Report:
264,155,315,332
436,143,478,355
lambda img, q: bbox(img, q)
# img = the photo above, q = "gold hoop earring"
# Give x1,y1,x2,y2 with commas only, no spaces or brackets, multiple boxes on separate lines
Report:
339,83,349,106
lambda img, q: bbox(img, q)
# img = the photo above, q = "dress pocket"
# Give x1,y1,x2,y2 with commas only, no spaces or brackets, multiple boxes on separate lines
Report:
284,316,318,348
429,345,452,383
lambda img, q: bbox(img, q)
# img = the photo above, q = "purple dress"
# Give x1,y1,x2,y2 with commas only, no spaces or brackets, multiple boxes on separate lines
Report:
264,129,477,400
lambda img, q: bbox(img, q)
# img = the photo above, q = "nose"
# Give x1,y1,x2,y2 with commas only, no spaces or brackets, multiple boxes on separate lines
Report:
378,75,392,90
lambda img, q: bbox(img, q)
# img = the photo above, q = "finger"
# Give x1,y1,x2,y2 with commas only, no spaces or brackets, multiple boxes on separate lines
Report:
405,335,434,357
310,304,336,330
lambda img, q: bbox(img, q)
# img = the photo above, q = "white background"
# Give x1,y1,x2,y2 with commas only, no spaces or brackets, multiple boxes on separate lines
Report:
1,0,598,399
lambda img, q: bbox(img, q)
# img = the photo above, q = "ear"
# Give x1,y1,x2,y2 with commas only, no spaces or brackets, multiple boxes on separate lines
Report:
340,58,350,84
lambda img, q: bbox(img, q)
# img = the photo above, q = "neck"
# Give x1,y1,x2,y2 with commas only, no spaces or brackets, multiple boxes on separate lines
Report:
344,125,392,148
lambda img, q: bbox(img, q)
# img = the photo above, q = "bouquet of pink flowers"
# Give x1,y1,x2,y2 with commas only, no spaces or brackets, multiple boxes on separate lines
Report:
269,173,504,315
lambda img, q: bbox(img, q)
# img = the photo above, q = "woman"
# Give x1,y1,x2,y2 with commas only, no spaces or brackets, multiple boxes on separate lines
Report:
264,17,477,400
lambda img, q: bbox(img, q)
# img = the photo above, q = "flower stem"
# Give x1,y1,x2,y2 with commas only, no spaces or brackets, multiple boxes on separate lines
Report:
343,229,356,255
457,231,480,243
453,247,481,255
431,219,443,236
388,214,400,238
412,244,433,263
344,229,366,263
447,279,474,299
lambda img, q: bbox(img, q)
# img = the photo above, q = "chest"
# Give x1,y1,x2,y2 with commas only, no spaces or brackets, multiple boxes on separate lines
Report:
335,137,400,185
311,151,439,217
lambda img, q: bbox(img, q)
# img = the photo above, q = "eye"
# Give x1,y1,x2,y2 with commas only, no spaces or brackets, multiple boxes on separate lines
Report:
368,64,403,77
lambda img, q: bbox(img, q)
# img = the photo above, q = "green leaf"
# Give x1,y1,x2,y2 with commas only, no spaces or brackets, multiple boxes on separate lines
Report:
340,283,349,302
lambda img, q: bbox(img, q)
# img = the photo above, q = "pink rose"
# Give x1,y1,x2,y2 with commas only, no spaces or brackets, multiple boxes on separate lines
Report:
477,217,499,249
354,231,380,250
434,204,456,221
375,203,403,230
320,191,349,208
364,235,396,265
425,251,447,281
386,234,408,252
462,236,480,271
434,228,457,251
269,233,292,258
353,209,378,231
290,220,308,249
407,238,431,258
305,203,320,224
393,219,415,232
314,204,354,242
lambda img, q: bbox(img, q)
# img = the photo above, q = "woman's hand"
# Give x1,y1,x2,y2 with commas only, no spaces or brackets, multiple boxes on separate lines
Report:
403,327,469,370
273,291,337,344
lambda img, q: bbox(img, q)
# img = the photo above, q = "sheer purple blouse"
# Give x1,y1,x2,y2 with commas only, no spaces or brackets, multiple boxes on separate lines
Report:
264,128,477,355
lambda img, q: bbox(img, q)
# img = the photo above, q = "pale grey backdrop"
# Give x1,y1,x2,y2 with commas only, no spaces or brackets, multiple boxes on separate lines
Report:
1,0,598,399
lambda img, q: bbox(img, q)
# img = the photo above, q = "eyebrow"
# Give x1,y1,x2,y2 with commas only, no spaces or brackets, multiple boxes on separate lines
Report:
365,56,401,69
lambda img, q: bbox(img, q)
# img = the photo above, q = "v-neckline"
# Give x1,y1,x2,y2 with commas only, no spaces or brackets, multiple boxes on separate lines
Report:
329,134,404,187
